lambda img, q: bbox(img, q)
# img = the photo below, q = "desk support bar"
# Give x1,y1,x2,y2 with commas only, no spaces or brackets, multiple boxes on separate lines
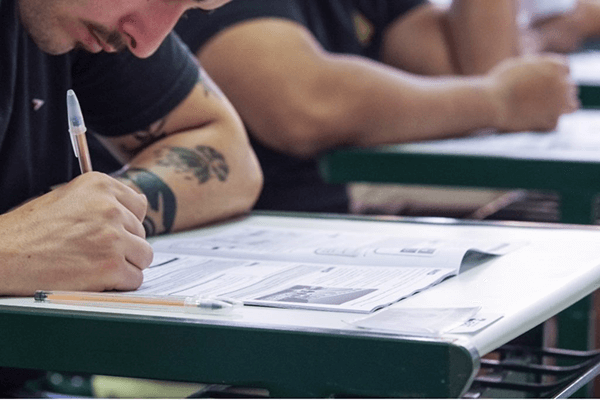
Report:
0,306,480,398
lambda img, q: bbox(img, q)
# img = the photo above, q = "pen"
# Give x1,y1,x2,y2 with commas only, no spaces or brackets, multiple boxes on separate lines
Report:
34,290,242,315
66,89,93,174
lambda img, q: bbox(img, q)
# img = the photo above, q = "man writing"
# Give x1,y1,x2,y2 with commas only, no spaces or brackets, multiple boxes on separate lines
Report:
0,0,263,296
1,0,264,394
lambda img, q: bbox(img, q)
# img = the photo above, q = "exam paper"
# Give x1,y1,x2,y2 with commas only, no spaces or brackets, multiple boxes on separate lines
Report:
136,255,454,313
135,226,522,313
152,226,521,270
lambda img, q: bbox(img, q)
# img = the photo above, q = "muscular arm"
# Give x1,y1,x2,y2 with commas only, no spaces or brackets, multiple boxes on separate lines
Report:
100,69,263,235
446,0,520,74
0,69,261,296
196,19,577,158
529,0,600,53
381,1,520,75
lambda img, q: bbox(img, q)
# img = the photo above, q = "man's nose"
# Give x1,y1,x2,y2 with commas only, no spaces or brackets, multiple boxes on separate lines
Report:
118,6,184,58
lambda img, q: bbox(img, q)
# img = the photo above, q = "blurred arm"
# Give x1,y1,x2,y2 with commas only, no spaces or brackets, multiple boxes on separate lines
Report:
196,18,577,158
381,1,520,75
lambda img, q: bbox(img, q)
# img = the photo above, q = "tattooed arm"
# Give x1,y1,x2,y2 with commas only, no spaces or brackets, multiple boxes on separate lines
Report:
99,69,263,235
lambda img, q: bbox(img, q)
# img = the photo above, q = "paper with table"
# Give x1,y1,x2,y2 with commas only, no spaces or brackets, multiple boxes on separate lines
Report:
138,225,523,313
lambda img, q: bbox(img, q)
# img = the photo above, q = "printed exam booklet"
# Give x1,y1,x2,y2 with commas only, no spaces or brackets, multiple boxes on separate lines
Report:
139,225,523,313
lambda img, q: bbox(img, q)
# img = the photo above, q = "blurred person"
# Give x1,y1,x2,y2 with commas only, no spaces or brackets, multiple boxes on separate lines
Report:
174,0,578,214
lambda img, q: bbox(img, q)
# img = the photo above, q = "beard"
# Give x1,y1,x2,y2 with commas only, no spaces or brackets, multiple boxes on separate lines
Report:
17,0,74,55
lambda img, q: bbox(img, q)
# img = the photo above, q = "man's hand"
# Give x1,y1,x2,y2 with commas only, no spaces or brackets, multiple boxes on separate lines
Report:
0,172,153,296
486,54,580,132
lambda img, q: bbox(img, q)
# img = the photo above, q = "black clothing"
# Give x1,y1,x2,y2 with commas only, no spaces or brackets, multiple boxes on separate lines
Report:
1,0,199,389
1,0,199,213
175,0,424,213
0,367,44,397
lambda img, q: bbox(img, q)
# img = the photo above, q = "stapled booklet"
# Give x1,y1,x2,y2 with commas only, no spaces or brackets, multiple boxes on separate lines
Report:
140,225,523,313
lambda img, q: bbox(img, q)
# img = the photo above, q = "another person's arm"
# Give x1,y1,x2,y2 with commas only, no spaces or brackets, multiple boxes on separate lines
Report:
196,19,578,158
446,0,520,74
381,0,520,75
528,0,600,53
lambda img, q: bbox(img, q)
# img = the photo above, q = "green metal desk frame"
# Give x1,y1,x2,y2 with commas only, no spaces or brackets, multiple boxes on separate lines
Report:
580,84,600,109
320,150,600,354
320,150,600,225
0,306,477,398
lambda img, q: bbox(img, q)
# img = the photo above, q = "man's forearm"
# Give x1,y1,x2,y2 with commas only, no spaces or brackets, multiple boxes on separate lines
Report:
275,55,498,154
114,125,262,235
338,59,499,145
292,54,574,153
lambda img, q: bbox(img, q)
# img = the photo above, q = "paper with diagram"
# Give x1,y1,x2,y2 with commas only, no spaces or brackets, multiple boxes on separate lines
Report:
139,225,522,313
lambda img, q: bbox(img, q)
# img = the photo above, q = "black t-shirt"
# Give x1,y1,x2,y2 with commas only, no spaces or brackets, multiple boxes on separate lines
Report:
0,0,199,214
175,0,424,213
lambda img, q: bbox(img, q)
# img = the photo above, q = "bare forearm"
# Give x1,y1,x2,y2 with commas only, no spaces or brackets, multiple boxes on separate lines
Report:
197,19,494,156
104,73,262,235
219,55,498,157
197,19,575,160
262,53,575,156
580,0,600,37
532,0,600,53
115,123,262,235
317,56,498,148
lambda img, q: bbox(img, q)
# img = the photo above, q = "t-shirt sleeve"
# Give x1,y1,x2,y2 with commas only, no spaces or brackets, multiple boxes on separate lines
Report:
71,33,199,136
385,0,427,26
175,0,306,53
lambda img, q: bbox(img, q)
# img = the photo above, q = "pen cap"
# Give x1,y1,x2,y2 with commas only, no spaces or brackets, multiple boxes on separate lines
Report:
66,90,86,136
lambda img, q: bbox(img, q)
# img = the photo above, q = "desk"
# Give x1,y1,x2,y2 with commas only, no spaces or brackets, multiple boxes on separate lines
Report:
1,212,600,397
320,110,600,225
319,110,600,354
571,51,600,109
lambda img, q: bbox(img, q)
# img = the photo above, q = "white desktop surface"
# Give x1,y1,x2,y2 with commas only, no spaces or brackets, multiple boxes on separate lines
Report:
571,52,600,86
1,213,599,357
398,110,600,162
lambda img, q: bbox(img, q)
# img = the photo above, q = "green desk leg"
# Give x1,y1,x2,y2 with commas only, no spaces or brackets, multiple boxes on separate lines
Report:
557,190,596,353
558,190,597,397
579,85,600,109
559,190,597,226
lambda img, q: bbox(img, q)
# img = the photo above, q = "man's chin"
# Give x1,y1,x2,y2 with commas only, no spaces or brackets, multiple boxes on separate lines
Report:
31,37,75,55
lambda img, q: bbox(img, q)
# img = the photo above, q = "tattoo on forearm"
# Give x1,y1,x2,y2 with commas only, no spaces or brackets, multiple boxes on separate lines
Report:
120,168,177,236
114,146,227,234
134,118,168,144
119,118,169,155
154,146,229,184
